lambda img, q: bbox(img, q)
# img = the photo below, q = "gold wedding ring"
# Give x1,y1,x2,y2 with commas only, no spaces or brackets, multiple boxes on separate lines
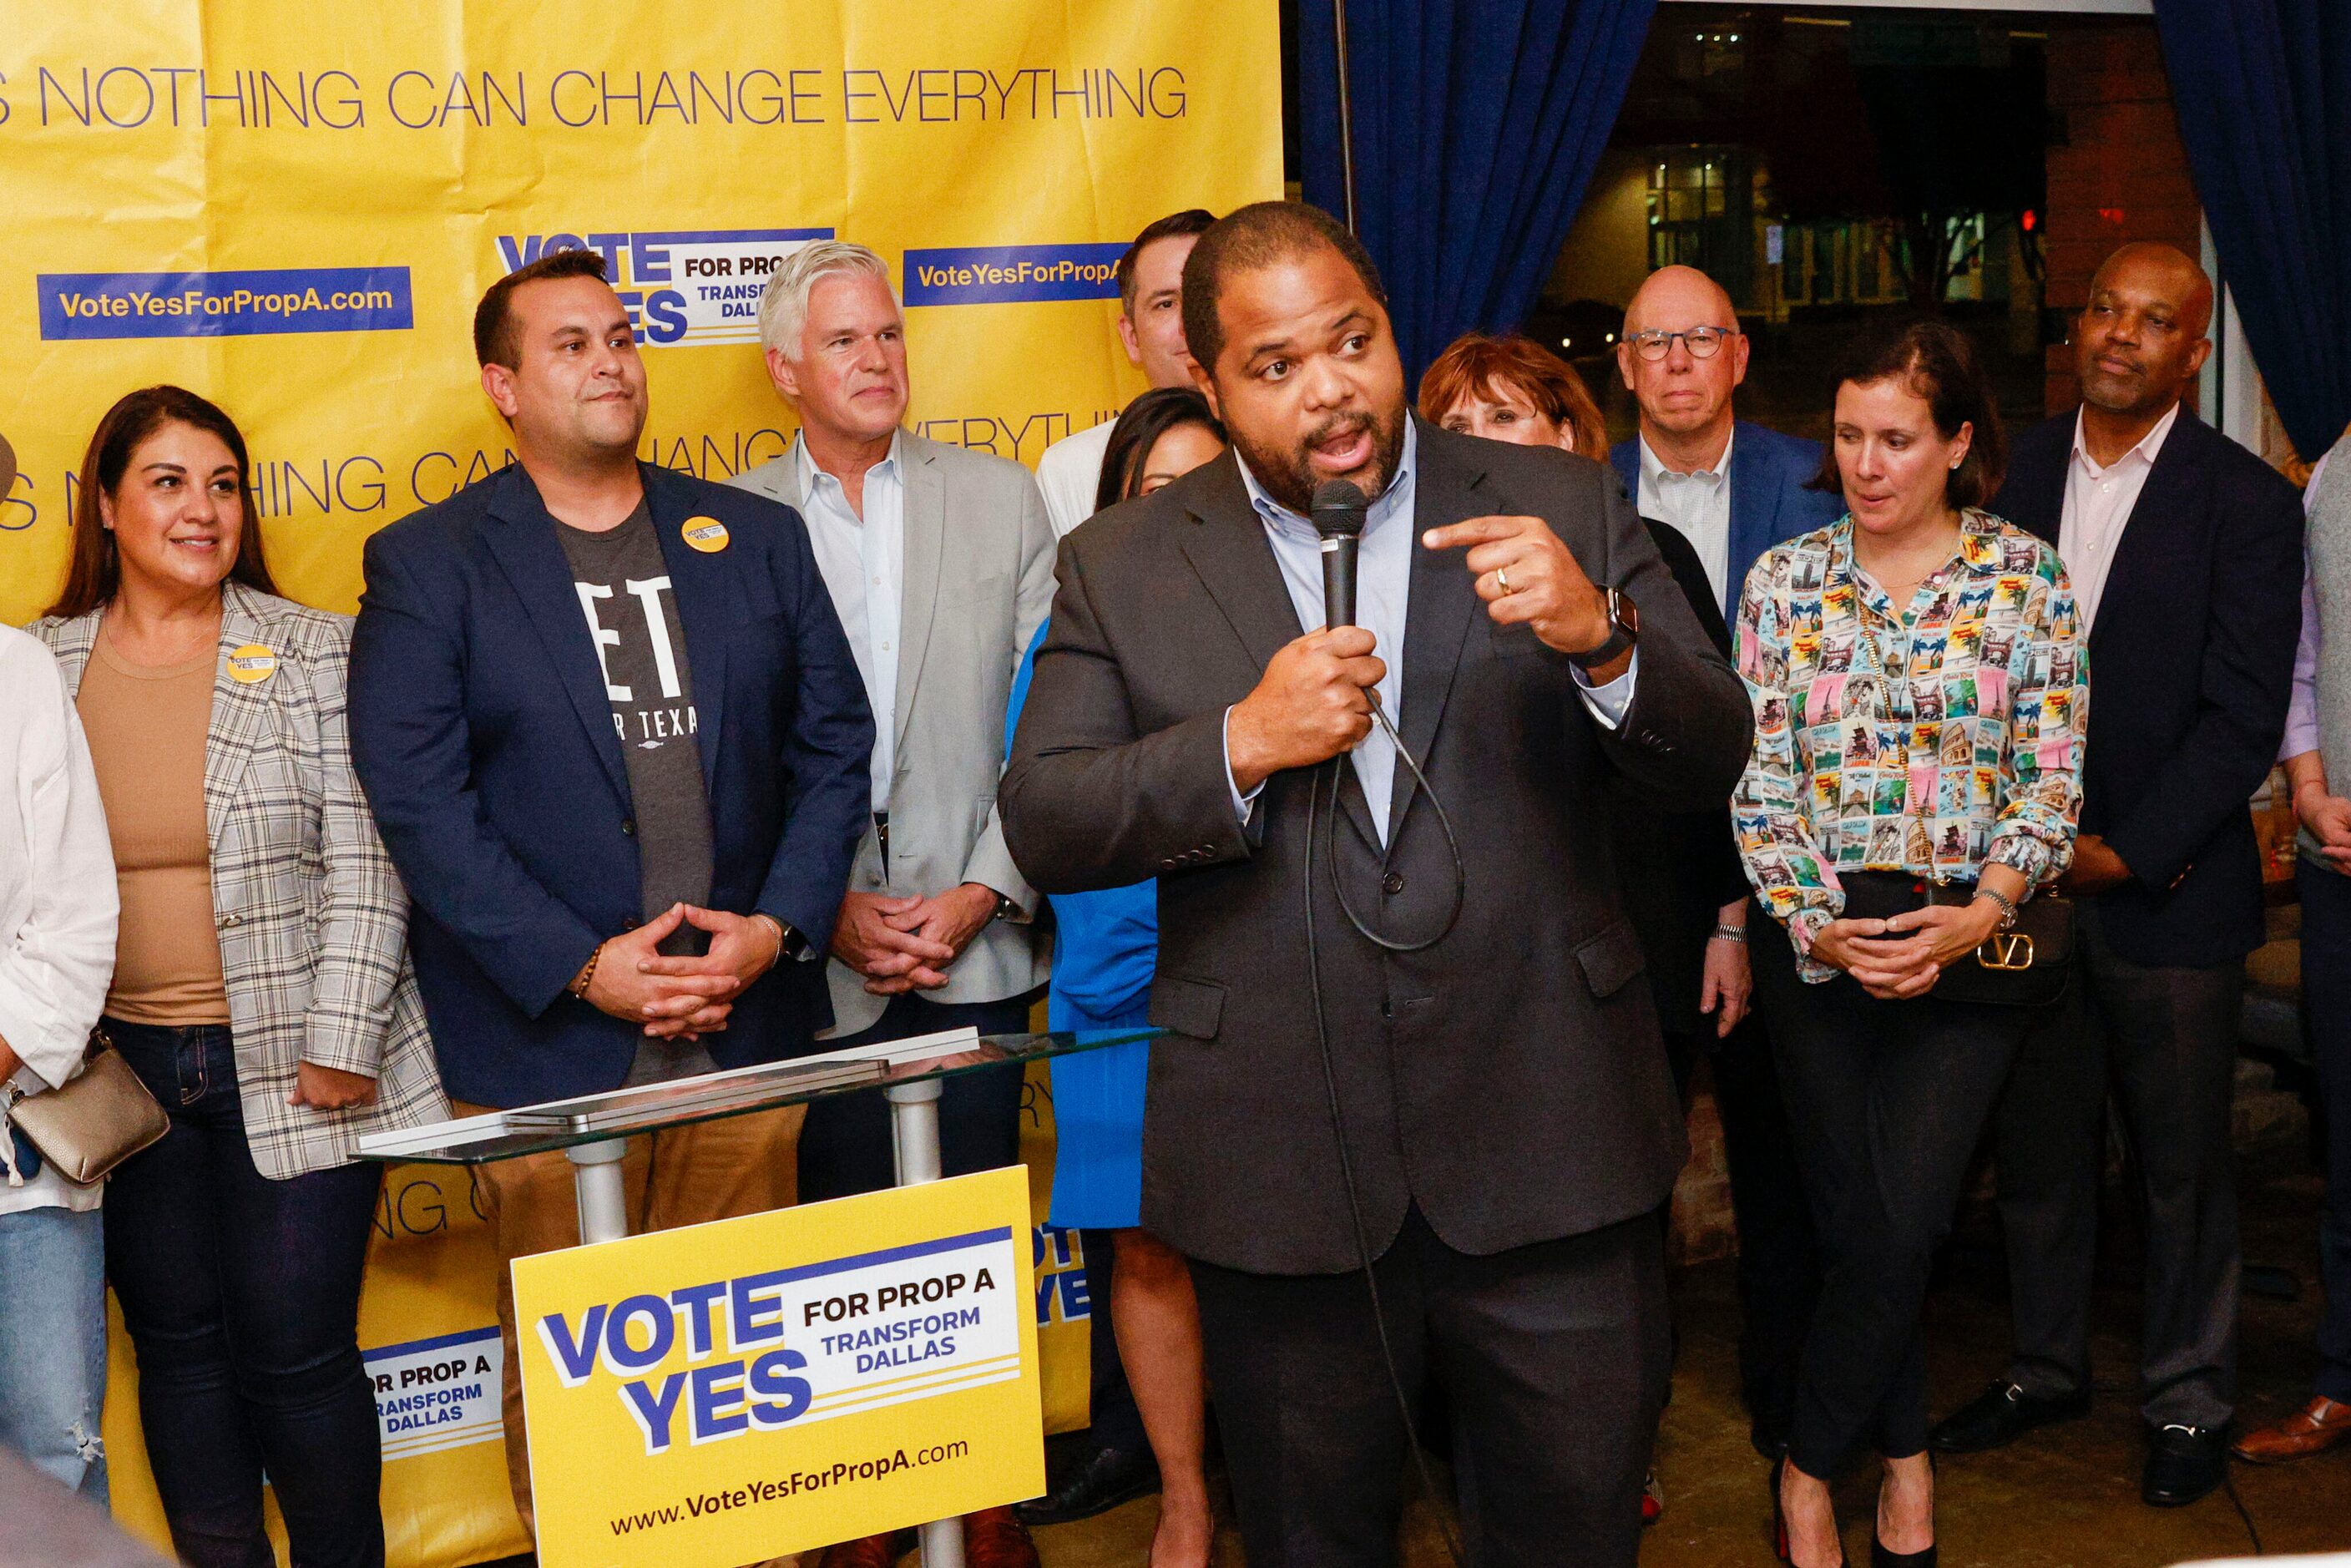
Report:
1495,566,1514,594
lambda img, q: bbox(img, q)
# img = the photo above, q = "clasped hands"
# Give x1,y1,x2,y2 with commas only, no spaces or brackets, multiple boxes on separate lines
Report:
579,903,787,1039
832,883,1002,997
1810,902,2006,1000
1226,513,1618,792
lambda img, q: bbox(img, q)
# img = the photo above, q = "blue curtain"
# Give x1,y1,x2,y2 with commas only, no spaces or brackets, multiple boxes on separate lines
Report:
1298,0,1658,382
2152,0,2351,463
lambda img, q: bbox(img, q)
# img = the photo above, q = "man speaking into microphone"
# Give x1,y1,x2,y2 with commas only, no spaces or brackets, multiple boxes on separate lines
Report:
1003,201,1751,1565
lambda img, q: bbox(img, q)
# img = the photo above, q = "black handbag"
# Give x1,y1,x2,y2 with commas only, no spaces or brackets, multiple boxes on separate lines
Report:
1838,872,2072,1008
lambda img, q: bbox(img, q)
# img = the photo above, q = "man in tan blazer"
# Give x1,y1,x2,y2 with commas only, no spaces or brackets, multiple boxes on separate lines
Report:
727,236,1054,1568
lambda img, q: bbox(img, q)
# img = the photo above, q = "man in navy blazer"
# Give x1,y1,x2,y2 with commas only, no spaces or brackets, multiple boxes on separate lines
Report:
1929,244,2303,1509
347,248,872,1532
1608,266,1843,622
1607,263,1838,1458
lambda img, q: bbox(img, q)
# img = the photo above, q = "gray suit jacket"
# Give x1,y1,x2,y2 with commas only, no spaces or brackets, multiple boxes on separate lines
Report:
1004,422,1753,1273
729,430,1056,1035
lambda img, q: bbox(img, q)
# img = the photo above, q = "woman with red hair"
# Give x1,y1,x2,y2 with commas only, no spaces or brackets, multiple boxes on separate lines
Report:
1419,331,1610,458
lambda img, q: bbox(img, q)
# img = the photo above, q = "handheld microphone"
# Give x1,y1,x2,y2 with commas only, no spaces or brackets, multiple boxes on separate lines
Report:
1311,478,1368,630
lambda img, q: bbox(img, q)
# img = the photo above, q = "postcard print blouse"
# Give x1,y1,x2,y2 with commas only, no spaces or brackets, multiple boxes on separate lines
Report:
1732,508,2088,979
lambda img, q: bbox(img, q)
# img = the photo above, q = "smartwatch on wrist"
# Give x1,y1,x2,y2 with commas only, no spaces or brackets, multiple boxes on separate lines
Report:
1567,586,1639,670
751,913,804,962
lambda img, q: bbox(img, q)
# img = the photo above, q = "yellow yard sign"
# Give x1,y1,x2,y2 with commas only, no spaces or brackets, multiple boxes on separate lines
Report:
513,1166,1042,1565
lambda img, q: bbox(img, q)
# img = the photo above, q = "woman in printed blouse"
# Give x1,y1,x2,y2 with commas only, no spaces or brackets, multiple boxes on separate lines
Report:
1734,321,2086,1568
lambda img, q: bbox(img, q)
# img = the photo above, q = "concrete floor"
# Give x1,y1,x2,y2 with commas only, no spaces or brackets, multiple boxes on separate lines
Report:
1018,1146,2350,1568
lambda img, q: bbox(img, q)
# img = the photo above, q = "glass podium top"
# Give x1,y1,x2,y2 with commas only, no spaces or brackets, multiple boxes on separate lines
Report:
353,1027,1157,1166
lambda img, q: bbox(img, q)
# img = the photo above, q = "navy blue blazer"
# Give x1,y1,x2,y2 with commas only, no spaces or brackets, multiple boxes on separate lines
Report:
348,462,875,1107
1995,408,2303,967
1610,420,1843,620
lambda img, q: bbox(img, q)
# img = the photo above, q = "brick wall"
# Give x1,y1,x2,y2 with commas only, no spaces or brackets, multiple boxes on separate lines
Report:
2042,20,2202,417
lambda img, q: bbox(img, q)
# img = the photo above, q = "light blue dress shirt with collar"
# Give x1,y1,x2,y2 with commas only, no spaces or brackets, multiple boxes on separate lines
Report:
794,431,904,812
1224,421,1637,845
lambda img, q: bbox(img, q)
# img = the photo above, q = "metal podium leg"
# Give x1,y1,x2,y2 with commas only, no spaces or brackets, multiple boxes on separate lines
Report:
916,1517,965,1568
888,1079,945,1186
887,1080,964,1567
567,1139,631,1245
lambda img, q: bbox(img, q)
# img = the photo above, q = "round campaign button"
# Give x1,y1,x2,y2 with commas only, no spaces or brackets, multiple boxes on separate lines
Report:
225,644,278,684
681,516,731,554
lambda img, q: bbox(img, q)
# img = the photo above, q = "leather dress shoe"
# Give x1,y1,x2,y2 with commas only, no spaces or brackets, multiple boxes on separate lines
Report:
1012,1443,1160,1525
817,1533,903,1568
2142,1423,2227,1507
2232,1396,2351,1464
964,1506,1041,1568
1927,1379,2091,1454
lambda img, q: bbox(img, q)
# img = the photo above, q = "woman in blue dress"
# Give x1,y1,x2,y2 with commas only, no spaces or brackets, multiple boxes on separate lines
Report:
1006,387,1226,1566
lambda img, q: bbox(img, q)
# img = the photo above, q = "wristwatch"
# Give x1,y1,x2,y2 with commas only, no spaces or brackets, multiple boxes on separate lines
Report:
751,913,806,961
1567,586,1639,670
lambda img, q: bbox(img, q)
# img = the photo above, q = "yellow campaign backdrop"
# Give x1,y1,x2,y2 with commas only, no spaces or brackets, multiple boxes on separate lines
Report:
13,1,1278,1560
0,0,1282,620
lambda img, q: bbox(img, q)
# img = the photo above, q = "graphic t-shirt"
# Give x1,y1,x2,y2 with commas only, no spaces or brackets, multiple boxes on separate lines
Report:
554,501,715,956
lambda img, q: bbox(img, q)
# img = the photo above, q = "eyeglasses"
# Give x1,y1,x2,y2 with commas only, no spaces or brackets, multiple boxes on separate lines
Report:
1627,326,1736,362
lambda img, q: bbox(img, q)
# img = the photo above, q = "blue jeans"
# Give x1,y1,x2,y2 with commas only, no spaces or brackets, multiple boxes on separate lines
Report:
0,1204,108,1501
104,1020,385,1568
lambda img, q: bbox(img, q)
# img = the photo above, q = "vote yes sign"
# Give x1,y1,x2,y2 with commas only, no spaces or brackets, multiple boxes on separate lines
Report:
512,1166,1042,1565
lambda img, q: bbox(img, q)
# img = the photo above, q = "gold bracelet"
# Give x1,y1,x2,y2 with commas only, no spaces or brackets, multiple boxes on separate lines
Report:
568,940,605,999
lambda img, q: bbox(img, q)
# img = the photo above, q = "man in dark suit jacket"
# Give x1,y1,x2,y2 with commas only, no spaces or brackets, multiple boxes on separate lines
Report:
1004,201,1752,1565
1929,243,2303,1509
347,249,872,1531
1612,520,1752,1051
1608,263,1835,1455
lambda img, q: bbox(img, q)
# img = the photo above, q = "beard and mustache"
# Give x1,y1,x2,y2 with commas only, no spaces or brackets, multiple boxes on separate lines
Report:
1230,405,1409,517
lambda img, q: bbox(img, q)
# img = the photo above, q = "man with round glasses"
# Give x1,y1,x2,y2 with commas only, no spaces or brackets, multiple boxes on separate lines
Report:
1610,266,1841,621
1608,263,1838,1465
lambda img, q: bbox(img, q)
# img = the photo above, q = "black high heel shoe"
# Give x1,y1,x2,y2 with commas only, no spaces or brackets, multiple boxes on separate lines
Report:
1775,1454,1850,1566
1872,1454,1936,1566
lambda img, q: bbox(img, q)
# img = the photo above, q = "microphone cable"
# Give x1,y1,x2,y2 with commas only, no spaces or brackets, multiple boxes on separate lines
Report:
1325,696,1466,952
1299,706,1468,1567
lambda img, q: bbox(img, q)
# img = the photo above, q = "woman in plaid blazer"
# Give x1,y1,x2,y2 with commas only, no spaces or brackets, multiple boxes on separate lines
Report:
31,386,446,1568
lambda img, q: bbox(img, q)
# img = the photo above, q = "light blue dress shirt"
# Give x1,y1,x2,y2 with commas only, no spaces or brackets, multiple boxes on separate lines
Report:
794,432,903,811
1225,422,1636,844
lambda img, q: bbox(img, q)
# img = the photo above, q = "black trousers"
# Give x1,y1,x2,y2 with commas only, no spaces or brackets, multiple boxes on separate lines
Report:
796,993,1036,1202
1668,1005,1823,1453
2297,859,2351,1404
1189,1206,1666,1568
1752,929,2027,1475
1992,899,2244,1428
